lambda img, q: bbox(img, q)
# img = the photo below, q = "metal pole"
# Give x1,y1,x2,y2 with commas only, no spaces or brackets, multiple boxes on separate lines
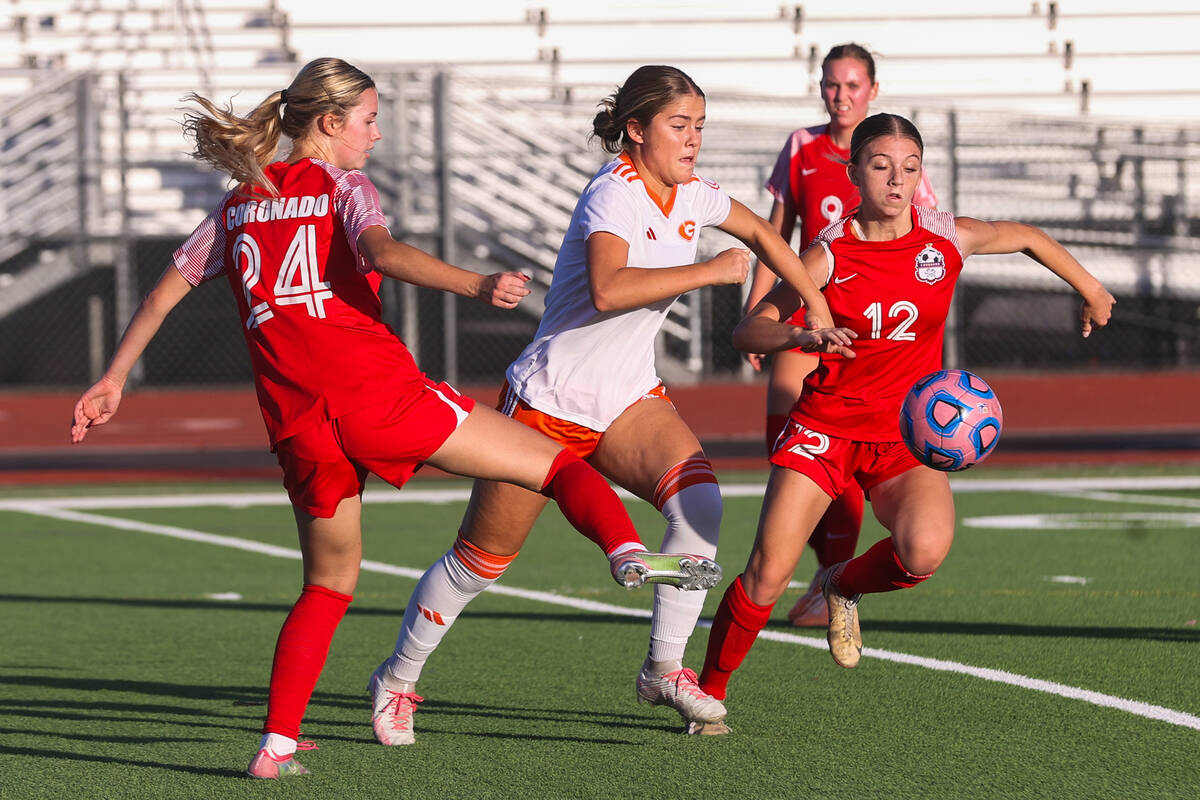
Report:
1132,127,1145,243
1175,127,1188,238
943,110,961,369
394,71,420,355
73,75,90,277
113,71,143,384
433,70,457,384
88,295,105,382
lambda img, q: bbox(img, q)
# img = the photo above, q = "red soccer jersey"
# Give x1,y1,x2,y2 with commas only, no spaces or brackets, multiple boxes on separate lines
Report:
173,158,424,447
791,206,964,442
766,125,938,250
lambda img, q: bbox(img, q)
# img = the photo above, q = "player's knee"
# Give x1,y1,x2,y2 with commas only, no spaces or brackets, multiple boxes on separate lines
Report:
656,456,722,549
893,549,938,588
663,482,722,533
740,563,789,606
538,448,582,496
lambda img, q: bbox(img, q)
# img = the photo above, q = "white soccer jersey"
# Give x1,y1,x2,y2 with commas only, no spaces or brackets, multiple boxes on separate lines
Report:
506,153,731,430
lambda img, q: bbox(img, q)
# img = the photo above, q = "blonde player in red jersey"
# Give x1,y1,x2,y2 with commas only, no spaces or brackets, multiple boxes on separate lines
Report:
697,113,1114,714
69,58,727,779
745,44,938,628
374,65,854,738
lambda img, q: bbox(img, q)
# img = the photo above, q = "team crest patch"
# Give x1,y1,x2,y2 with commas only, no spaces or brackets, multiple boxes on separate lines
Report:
914,243,947,284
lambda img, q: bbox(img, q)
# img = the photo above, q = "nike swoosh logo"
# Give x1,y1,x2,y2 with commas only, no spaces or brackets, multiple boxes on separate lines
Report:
801,167,818,176
833,274,858,284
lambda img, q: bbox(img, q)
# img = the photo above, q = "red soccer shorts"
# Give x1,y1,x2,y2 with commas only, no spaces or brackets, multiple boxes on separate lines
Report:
768,417,921,498
276,378,475,517
496,381,671,459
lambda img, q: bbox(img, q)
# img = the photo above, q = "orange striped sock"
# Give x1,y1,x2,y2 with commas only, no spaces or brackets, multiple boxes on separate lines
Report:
652,456,718,511
388,536,517,684
452,535,517,580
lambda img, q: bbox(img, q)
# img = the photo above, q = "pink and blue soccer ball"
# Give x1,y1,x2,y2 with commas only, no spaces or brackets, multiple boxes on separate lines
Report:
899,369,1003,471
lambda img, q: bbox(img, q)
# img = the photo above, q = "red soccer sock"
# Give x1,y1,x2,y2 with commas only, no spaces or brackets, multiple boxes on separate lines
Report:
699,575,775,700
808,483,865,566
765,414,789,457
833,538,935,597
262,583,352,739
540,449,642,556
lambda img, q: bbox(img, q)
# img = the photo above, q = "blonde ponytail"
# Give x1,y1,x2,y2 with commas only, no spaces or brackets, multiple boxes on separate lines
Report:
182,58,376,196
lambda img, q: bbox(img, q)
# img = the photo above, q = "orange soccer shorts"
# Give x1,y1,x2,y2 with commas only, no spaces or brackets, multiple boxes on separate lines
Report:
495,381,670,459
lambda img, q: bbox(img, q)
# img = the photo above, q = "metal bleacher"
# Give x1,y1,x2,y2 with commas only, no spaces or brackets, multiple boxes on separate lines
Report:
2,0,1199,384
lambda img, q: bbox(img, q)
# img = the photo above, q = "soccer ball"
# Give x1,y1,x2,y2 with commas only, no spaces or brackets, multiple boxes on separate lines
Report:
899,369,1003,471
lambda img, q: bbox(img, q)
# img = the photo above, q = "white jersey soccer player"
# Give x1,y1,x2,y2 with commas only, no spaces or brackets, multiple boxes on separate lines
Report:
374,66,849,739
507,152,731,429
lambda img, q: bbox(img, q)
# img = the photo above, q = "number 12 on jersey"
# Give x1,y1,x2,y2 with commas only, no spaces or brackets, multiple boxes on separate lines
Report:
863,300,918,341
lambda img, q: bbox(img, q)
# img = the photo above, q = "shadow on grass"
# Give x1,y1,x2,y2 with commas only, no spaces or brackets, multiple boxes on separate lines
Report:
0,724,211,745
0,592,656,624
765,618,1200,643
7,591,1195,644
0,675,674,738
417,728,644,745
0,744,242,778
0,675,268,705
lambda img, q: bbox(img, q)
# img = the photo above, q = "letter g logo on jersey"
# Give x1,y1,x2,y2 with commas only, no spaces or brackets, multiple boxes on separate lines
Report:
678,220,697,241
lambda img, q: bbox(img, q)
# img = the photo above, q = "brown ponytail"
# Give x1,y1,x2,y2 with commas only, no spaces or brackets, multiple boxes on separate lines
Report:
590,65,704,154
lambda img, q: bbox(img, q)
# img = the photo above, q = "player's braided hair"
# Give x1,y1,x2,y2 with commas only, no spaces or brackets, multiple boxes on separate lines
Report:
590,65,704,154
848,113,924,165
182,58,375,196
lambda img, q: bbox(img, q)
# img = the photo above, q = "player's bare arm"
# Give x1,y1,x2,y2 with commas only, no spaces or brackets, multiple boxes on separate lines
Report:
742,198,796,371
71,265,195,443
733,296,856,358
743,197,795,314
717,199,836,329
956,216,1115,337
585,231,747,312
358,226,531,308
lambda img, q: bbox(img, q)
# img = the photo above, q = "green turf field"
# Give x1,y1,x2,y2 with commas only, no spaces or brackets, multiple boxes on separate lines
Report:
1,467,1197,799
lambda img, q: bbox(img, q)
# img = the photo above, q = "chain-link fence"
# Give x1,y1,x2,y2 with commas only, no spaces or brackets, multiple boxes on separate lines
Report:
2,67,1198,391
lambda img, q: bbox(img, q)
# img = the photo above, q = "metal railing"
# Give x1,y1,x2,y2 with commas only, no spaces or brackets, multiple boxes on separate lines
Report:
2,64,1199,388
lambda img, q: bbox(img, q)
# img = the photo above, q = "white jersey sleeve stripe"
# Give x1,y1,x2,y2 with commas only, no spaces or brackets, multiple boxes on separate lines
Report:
172,189,234,286
324,163,390,273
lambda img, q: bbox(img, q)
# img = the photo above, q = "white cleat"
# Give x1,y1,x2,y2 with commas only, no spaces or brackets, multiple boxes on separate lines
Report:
822,563,863,669
367,663,423,745
610,551,722,591
636,665,727,723
685,720,733,736
246,748,308,779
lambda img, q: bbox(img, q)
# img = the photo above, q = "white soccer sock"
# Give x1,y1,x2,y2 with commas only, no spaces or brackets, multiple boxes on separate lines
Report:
387,536,514,684
258,732,297,757
648,463,722,665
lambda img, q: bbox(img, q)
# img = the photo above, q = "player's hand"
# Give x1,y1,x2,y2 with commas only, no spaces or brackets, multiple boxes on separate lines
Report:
708,248,751,286
793,327,857,358
1080,288,1115,338
70,377,124,443
479,271,532,309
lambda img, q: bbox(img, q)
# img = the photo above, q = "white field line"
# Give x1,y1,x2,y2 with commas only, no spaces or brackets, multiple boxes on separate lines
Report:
1050,489,1200,509
8,501,1200,733
3,474,1200,513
